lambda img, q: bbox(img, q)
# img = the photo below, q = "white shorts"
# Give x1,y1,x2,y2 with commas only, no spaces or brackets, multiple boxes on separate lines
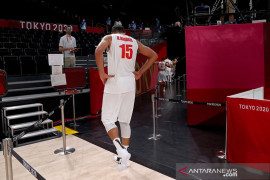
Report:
101,91,135,125
158,71,167,83
166,70,172,76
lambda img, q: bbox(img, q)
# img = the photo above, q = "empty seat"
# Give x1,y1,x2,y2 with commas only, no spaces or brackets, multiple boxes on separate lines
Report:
40,43,51,49
81,47,90,56
49,49,61,54
35,55,50,74
24,34,34,39
37,48,48,55
0,37,9,42
24,48,37,56
15,34,24,38
21,29,32,35
3,42,16,48
21,37,32,42
52,38,60,43
0,48,10,57
50,43,59,49
28,29,38,34
0,42,2,48
7,29,18,34
20,56,37,75
2,33,14,38
35,34,44,39
16,42,28,48
0,29,8,34
0,56,4,69
42,38,52,43
32,38,41,43
11,48,25,56
35,30,44,36
9,37,19,42
3,56,21,76
76,48,82,56
8,29,18,34
28,42,40,49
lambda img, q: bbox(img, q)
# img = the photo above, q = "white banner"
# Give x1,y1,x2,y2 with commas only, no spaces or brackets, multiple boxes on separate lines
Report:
48,54,63,66
51,74,66,86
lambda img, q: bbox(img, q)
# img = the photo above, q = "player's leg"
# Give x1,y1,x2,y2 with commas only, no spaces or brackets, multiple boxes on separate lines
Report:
102,93,130,170
64,57,71,68
118,91,135,147
169,70,172,82
70,57,76,67
101,93,126,154
158,72,164,94
116,91,136,166
163,71,167,92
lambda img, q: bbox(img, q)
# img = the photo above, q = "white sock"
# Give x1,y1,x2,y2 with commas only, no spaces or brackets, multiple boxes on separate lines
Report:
113,138,125,151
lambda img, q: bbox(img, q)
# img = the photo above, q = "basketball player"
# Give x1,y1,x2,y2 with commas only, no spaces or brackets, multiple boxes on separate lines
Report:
95,25,158,171
156,58,169,93
164,57,173,83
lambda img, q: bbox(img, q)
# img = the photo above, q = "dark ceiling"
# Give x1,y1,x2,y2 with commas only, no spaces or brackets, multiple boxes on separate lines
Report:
0,0,269,26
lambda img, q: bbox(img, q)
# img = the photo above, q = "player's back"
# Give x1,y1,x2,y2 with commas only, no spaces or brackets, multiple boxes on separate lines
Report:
158,61,166,70
164,59,172,71
107,34,138,77
105,34,138,94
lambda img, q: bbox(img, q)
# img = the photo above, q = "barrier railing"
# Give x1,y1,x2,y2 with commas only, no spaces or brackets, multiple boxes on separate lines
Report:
175,74,186,98
150,80,227,160
3,95,75,179
54,99,75,155
148,93,161,141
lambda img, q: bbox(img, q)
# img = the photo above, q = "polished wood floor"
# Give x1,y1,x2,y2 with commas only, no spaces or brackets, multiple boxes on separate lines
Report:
0,135,173,180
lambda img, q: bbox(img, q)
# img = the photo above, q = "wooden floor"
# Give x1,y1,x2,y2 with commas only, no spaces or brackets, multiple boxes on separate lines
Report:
0,135,173,180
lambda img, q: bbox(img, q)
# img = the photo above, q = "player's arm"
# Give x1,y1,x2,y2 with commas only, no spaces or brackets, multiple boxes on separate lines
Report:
173,57,179,64
59,46,74,52
134,40,158,80
95,35,114,84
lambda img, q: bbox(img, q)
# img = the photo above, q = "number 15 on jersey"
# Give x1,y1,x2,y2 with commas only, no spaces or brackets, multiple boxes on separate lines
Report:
119,44,133,59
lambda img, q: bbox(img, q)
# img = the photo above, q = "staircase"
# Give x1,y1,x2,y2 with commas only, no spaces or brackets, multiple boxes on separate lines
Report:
2,103,60,146
75,55,97,68
6,75,55,97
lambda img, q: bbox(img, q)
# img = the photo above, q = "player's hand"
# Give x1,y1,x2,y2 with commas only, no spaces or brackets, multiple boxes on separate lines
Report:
99,72,114,85
69,48,75,54
133,71,142,80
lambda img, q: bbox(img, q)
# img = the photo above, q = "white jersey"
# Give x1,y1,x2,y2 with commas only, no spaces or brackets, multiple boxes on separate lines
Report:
104,34,138,94
158,61,166,70
164,59,172,72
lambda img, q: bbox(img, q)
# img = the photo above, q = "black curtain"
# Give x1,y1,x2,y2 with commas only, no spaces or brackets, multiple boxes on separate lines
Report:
166,26,186,76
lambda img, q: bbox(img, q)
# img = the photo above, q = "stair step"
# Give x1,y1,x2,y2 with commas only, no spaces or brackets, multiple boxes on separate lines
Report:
8,86,53,93
3,103,43,111
8,79,51,85
6,111,48,120
21,128,59,140
10,119,52,130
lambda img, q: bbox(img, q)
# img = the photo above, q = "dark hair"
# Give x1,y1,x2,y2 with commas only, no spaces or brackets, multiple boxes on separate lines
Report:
112,25,125,33
161,57,165,60
65,25,72,31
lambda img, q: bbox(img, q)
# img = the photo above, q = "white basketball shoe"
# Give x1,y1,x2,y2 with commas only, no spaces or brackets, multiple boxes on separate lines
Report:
115,149,131,171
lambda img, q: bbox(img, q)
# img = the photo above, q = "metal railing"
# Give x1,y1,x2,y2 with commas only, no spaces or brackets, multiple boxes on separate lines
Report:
2,96,75,180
